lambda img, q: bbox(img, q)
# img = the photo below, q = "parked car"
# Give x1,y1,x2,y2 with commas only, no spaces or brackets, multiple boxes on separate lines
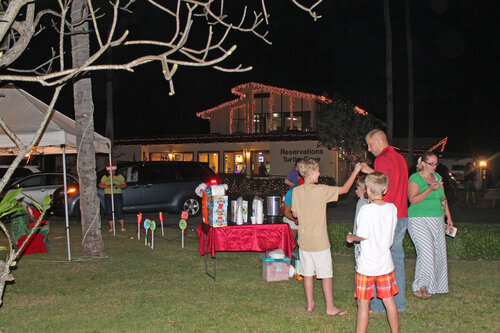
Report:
51,161,218,218
409,163,457,207
1,172,78,206
0,165,41,182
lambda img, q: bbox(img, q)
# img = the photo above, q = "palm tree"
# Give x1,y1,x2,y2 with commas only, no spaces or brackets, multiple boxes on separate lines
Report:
405,0,415,166
383,0,393,144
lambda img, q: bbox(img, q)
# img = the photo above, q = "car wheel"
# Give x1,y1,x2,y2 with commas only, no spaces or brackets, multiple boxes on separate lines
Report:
181,196,201,217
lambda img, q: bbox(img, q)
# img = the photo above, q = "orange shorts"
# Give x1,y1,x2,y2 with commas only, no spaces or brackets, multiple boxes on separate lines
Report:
355,270,399,300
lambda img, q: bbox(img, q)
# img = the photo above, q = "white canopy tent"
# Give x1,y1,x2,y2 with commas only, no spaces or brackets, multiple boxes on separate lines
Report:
0,84,112,261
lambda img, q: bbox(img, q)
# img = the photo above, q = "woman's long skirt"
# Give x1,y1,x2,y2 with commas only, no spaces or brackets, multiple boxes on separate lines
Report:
408,216,449,294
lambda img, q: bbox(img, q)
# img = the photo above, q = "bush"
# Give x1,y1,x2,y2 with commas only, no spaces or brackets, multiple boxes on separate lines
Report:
218,173,335,198
328,222,500,260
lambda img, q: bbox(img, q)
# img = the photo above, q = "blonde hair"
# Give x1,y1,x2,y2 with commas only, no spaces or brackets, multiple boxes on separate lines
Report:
298,158,318,179
365,172,389,196
416,152,437,172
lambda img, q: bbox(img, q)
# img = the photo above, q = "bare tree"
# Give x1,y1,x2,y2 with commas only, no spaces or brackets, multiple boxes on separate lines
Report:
0,0,323,304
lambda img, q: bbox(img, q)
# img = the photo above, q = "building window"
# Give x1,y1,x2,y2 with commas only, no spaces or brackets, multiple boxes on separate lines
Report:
270,112,282,132
150,152,169,161
198,152,219,173
150,152,193,161
173,153,193,161
231,106,247,134
253,91,270,134
250,150,270,176
253,113,270,134
224,151,245,174
289,111,312,132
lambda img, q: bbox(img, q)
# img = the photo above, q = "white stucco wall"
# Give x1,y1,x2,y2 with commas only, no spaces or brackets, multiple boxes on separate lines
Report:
268,141,337,177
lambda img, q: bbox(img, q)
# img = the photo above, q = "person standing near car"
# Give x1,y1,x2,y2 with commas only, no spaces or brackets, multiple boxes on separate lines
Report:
362,129,409,313
464,162,476,206
99,163,127,232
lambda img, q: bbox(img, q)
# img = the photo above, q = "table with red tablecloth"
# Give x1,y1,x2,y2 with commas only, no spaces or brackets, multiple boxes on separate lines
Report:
196,223,296,280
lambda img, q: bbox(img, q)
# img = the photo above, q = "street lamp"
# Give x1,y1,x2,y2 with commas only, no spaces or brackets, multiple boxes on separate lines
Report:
479,160,487,185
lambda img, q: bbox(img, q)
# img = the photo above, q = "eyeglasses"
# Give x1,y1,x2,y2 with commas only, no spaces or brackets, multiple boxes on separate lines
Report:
424,161,439,166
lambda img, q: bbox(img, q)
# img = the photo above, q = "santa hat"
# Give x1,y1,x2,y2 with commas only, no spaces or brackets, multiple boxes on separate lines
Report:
106,163,117,171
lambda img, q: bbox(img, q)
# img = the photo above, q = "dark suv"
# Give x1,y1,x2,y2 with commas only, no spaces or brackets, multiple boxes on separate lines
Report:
51,161,218,218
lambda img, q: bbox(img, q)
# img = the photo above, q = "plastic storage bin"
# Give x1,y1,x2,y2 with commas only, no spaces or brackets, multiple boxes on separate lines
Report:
261,257,291,282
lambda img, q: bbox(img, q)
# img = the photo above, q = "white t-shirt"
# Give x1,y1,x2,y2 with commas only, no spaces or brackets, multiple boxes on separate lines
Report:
355,202,398,276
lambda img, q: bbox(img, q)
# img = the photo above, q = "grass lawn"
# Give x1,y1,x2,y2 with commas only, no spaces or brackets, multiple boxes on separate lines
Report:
1,221,499,332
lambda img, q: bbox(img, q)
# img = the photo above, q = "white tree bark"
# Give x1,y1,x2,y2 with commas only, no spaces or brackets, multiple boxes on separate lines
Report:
71,0,105,257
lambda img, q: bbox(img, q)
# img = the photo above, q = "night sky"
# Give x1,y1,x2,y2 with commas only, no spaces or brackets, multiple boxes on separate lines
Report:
12,0,499,157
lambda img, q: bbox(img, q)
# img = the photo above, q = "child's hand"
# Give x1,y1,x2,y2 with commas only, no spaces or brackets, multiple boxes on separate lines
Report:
360,162,371,174
346,233,353,243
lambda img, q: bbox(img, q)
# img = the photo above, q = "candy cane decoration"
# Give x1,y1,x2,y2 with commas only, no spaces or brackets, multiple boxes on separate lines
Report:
137,212,142,240
150,220,156,249
144,219,151,247
159,212,164,236
180,210,189,249
179,219,187,248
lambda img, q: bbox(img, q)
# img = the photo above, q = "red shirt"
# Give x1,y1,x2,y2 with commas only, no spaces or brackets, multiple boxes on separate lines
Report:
374,146,409,218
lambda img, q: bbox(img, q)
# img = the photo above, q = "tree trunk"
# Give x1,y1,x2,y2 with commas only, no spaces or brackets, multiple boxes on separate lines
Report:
71,0,105,257
405,0,415,167
383,0,393,144
105,48,114,145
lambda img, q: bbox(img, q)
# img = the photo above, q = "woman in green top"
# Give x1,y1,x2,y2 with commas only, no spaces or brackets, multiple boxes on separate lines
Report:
99,164,127,232
408,152,454,298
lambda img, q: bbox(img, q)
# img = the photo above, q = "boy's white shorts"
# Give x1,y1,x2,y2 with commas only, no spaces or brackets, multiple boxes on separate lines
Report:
299,248,333,279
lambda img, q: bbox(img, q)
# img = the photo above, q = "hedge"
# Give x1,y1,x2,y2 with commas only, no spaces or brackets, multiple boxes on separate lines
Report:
328,222,500,260
218,173,336,198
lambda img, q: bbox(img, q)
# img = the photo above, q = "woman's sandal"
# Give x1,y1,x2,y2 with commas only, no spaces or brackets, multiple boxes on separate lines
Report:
420,286,432,298
413,290,423,298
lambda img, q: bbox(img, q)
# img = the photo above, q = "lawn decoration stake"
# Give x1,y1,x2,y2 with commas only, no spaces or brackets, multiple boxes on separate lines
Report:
180,210,189,248
144,218,151,247
159,212,164,236
150,220,156,249
137,212,142,240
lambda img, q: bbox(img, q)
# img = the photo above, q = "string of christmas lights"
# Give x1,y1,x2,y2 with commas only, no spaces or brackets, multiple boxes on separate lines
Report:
197,82,333,120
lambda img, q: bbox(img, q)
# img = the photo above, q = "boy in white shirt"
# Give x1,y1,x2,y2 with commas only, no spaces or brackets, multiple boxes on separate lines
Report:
346,172,399,333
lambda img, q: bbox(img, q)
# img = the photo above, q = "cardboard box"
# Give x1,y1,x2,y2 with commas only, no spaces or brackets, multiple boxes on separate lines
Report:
261,257,291,282
208,217,227,227
207,207,228,227
207,195,228,211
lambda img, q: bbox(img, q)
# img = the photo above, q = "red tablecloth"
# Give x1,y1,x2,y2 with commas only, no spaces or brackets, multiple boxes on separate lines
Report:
196,223,296,258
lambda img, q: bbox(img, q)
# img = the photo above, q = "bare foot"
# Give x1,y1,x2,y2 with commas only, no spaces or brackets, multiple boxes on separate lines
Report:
326,307,348,316
306,303,315,312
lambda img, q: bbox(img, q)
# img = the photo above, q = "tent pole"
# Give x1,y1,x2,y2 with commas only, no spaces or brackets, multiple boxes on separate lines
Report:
109,151,115,236
61,145,72,261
